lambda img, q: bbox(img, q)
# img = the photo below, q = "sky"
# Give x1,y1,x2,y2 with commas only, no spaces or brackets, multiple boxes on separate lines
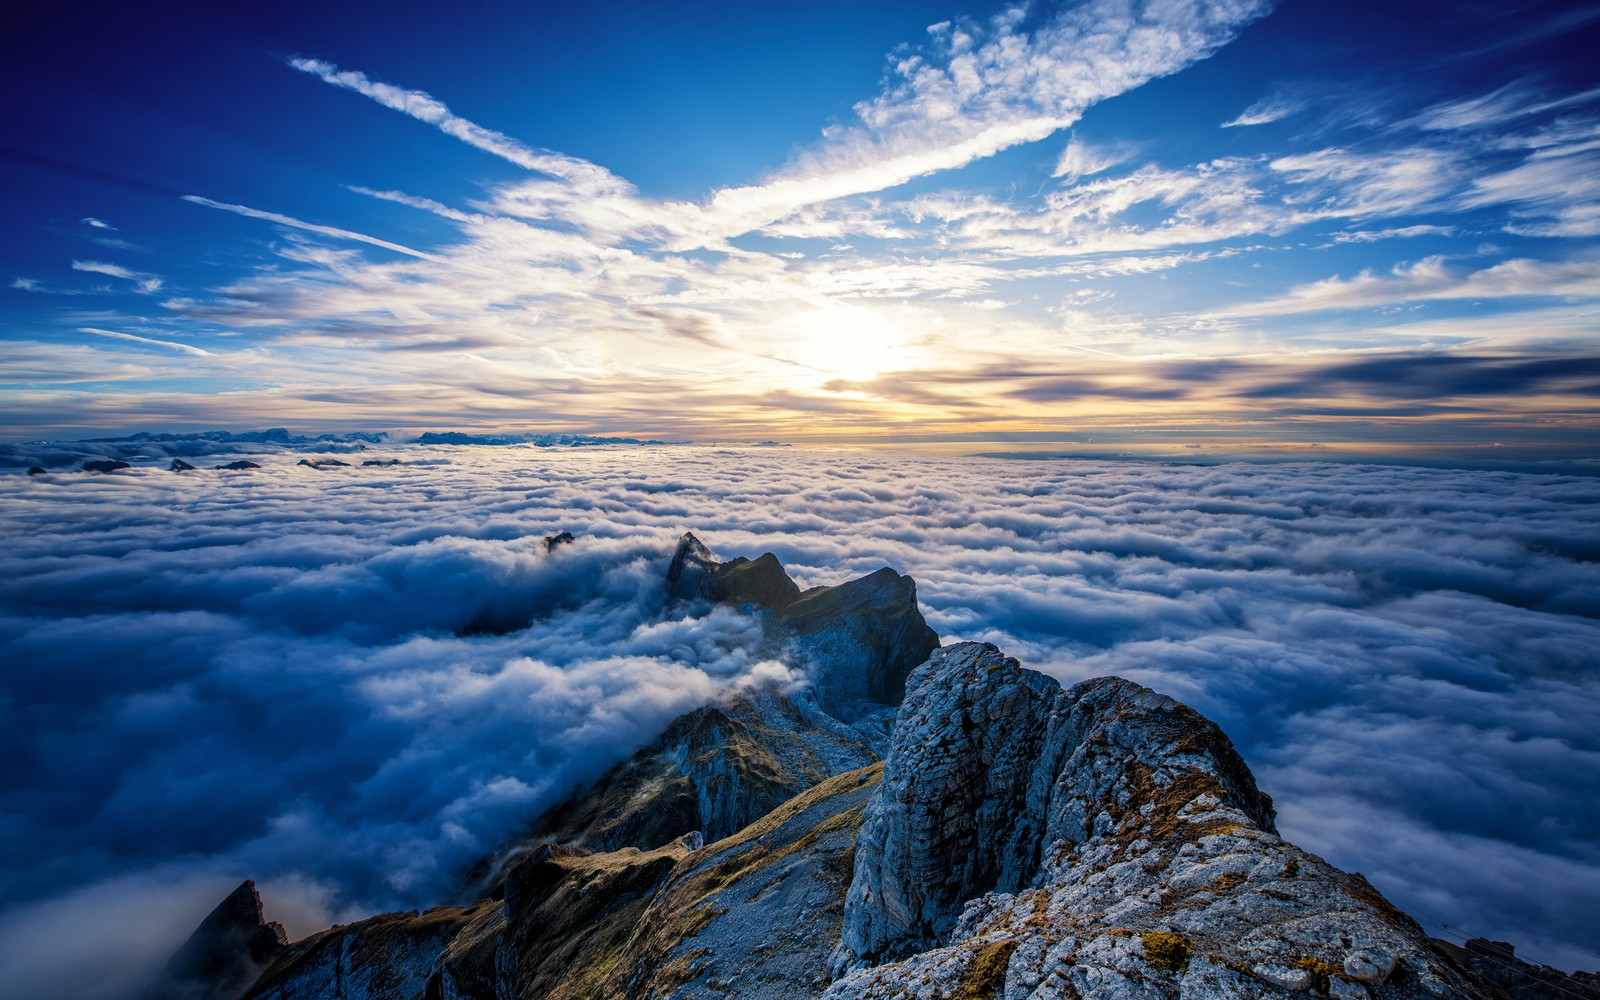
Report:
1,445,1597,997
3,0,1599,466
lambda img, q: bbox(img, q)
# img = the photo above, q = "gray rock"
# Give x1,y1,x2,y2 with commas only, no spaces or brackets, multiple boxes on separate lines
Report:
146,880,286,1000
829,641,1498,1000
83,459,130,473
170,459,197,472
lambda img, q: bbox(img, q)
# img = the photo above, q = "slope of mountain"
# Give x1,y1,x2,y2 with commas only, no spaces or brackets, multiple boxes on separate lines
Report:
157,537,1596,1000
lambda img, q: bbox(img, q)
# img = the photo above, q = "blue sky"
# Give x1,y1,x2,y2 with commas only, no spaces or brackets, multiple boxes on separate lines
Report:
4,0,1599,464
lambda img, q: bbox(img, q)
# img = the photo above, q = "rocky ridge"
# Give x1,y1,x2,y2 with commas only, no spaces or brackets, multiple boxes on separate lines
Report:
155,537,1596,1000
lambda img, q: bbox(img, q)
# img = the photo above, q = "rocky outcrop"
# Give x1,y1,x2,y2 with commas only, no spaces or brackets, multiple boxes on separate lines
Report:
472,533,934,874
829,641,1497,999
1432,939,1600,1000
216,461,260,471
242,903,491,1000
665,532,801,612
296,458,350,469
83,459,131,473
147,880,287,1000
171,458,198,472
665,532,938,713
599,765,883,999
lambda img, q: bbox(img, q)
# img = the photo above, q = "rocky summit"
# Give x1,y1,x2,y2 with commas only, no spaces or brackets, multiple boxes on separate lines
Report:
156,537,1596,1000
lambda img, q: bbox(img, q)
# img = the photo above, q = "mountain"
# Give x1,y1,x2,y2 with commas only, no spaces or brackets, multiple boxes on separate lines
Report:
159,537,1596,1000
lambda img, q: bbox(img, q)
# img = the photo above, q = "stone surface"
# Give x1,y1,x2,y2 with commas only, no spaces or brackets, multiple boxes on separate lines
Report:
828,641,1500,1000
170,458,198,471
597,765,883,1000
147,880,287,1000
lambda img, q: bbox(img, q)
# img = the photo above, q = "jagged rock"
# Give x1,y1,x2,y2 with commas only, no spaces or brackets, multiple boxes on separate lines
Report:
170,458,197,472
243,903,492,1000
543,531,576,553
778,566,939,712
26,465,47,476
83,459,130,473
828,641,1497,999
296,458,349,469
665,531,802,612
1428,938,1600,1000
664,532,937,712
147,880,287,1000
361,458,401,466
597,764,883,999
215,461,260,471
478,683,884,896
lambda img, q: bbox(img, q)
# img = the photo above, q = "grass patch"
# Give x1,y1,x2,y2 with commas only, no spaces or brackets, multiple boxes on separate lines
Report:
1142,930,1192,973
951,939,1018,1000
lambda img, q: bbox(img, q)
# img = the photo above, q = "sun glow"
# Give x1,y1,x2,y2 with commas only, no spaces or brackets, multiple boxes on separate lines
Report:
779,305,912,382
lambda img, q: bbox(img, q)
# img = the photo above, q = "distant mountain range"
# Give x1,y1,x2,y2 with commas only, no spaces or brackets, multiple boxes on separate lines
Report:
147,536,1599,1000
1,429,677,470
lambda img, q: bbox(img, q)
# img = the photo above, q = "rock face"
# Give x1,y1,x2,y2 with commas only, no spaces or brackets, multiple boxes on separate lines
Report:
477,533,936,875
216,461,260,471
666,532,938,713
83,459,131,473
829,642,1497,1000
147,880,287,1000
171,458,198,471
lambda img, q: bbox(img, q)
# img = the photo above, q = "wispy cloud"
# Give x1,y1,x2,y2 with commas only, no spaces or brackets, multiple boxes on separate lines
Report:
78,326,215,356
71,260,162,292
1221,92,1308,128
1052,133,1135,182
1218,255,1600,317
79,217,115,230
287,57,622,193
181,196,440,259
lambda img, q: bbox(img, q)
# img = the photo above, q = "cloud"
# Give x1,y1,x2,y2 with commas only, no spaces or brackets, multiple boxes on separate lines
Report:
1221,92,1307,128
72,260,163,293
288,57,621,191
1218,255,1600,316
293,1,1271,248
80,217,116,230
1052,132,1134,182
78,326,214,357
1,445,1597,997
181,196,439,260
1415,81,1600,132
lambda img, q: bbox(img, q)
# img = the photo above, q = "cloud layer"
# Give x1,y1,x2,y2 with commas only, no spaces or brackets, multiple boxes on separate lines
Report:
2,445,1597,996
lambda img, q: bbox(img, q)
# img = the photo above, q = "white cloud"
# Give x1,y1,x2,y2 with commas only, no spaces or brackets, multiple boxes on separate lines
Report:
1219,255,1600,316
78,326,214,356
71,260,162,292
1221,92,1307,128
80,217,116,230
181,196,440,260
0,446,1596,996
1052,132,1134,181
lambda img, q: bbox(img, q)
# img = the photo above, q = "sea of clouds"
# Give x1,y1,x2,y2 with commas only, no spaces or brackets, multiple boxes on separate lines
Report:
2,444,1597,996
